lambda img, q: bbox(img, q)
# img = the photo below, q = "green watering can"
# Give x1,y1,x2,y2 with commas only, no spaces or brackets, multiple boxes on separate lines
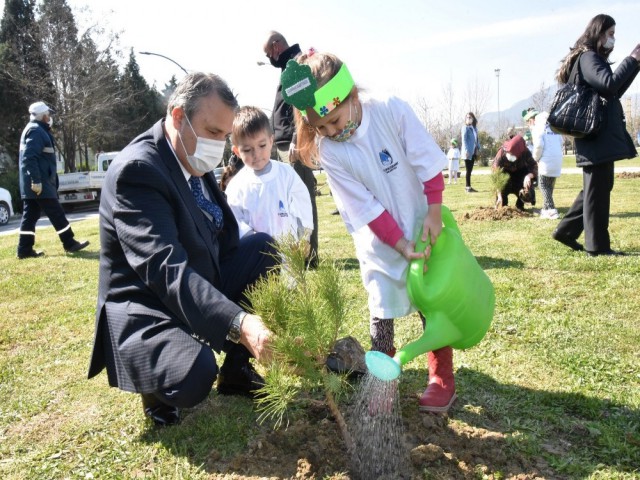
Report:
365,205,495,381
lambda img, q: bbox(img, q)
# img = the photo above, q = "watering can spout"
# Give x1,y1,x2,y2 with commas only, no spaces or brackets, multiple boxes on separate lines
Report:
365,311,461,381
366,205,494,382
395,311,461,366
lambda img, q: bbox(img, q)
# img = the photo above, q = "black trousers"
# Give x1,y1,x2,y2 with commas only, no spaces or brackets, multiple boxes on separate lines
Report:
18,197,73,252
152,231,279,408
555,161,614,252
499,170,529,208
464,159,474,187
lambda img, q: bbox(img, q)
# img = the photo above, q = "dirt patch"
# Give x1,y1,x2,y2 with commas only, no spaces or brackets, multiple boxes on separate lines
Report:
206,391,551,480
616,171,640,179
461,206,531,221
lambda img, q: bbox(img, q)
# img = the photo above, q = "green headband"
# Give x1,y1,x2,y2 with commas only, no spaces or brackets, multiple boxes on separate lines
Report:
281,60,354,117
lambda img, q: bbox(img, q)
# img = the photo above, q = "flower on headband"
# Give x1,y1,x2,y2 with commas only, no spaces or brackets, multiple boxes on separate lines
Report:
332,97,341,107
319,106,329,116
308,47,316,57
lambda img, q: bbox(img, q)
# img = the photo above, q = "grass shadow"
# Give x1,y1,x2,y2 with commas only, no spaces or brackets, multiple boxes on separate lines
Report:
610,211,640,219
333,257,359,271
475,255,525,270
449,368,640,478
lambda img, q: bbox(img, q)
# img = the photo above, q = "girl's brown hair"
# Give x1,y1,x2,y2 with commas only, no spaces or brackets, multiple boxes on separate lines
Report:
292,52,356,168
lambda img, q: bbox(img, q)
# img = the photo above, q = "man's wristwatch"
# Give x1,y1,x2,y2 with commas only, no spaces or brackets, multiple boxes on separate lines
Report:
227,311,246,343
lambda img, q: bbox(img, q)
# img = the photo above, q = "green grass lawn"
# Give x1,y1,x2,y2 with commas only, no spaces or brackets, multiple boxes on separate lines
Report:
0,170,638,479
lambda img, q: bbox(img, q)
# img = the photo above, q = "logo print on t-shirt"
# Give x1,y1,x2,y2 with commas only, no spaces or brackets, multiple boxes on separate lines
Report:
379,148,398,173
278,200,288,217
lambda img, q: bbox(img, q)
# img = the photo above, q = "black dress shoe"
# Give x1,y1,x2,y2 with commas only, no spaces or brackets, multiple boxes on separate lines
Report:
586,249,625,257
65,240,90,253
17,250,45,259
141,394,180,426
552,229,584,251
216,360,265,398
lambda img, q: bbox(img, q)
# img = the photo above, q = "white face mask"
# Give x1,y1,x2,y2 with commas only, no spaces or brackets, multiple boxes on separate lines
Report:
603,36,615,50
47,116,53,127
179,114,226,174
506,153,517,162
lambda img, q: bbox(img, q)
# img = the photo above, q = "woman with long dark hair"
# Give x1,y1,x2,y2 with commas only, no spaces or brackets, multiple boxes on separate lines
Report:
552,14,640,256
460,112,479,193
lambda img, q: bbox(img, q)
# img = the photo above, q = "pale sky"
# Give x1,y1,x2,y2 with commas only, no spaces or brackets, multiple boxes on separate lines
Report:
15,1,640,118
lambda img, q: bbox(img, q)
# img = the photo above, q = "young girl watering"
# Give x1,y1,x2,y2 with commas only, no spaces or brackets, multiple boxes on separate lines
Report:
281,50,455,413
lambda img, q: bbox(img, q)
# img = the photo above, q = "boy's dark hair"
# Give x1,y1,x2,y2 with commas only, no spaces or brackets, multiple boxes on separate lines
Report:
232,106,272,144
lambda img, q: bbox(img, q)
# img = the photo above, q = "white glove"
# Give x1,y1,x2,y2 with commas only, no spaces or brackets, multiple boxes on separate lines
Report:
31,182,42,195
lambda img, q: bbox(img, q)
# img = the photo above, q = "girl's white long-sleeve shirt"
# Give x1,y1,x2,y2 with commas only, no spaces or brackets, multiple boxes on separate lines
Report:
318,95,447,318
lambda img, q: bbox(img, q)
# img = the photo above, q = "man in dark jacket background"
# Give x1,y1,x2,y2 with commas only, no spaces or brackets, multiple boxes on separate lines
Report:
17,101,89,259
263,31,319,267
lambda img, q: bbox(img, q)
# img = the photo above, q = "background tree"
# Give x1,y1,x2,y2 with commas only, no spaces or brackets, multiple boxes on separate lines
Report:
531,82,553,113
116,49,164,144
37,0,83,172
463,75,491,120
412,95,447,152
439,77,461,148
477,130,498,166
161,75,177,107
0,0,53,163
78,41,127,160
0,0,177,189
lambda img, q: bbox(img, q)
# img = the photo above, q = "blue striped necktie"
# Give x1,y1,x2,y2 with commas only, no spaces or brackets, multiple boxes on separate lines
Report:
189,176,223,230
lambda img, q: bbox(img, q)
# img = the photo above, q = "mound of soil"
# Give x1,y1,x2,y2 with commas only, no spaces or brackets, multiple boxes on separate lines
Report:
206,392,551,480
616,171,640,179
462,206,531,221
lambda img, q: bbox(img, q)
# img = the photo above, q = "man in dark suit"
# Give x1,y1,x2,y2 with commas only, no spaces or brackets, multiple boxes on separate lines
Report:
88,73,279,426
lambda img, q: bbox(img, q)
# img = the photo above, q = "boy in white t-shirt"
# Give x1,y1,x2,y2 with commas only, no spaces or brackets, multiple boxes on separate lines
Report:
226,106,313,247
446,139,460,185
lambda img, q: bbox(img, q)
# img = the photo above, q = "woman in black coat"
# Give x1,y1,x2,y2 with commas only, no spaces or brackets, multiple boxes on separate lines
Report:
552,14,640,256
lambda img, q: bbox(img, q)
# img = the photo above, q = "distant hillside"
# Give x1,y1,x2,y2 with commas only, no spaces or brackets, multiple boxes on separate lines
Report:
481,87,639,135
480,85,557,130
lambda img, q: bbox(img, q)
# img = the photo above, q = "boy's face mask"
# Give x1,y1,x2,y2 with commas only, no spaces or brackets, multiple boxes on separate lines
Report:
506,153,517,162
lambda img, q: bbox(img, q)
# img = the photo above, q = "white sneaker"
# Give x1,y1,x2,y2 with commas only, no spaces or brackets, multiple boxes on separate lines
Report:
547,209,559,219
539,209,549,219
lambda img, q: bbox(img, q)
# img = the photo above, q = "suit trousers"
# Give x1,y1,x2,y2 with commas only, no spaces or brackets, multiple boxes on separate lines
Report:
151,231,278,408
555,161,614,252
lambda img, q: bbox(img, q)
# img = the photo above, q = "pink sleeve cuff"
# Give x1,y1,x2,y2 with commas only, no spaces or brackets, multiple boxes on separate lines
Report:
368,210,404,247
423,172,444,205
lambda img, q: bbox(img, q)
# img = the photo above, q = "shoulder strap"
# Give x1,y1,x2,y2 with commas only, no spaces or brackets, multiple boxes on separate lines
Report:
568,52,584,85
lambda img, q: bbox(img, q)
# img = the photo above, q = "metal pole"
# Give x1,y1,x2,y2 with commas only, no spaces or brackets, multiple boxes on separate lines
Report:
494,68,501,134
139,51,188,75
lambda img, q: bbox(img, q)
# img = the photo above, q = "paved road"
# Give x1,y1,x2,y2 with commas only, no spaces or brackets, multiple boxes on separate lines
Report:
0,204,99,237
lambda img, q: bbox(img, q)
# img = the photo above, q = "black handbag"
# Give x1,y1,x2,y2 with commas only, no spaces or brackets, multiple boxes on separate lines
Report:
548,53,607,138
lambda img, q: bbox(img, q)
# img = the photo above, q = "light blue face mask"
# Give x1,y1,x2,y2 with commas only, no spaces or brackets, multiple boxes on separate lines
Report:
330,101,359,143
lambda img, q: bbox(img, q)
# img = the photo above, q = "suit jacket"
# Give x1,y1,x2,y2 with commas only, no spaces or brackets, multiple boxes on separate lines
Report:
88,119,243,393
